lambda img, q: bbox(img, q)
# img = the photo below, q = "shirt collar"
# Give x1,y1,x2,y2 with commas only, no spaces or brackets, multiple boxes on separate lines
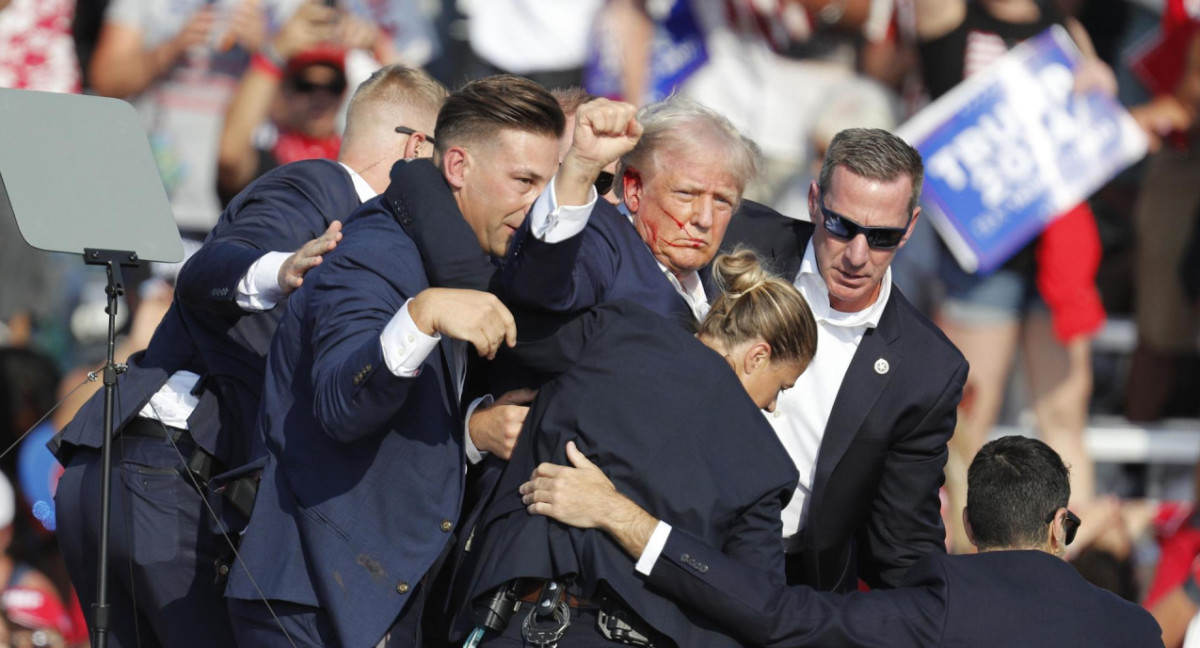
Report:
339,162,378,202
795,241,890,329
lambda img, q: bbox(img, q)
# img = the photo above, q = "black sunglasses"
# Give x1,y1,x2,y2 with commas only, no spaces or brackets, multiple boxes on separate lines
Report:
1045,508,1081,546
818,192,911,250
395,126,436,147
290,76,347,95
594,170,615,195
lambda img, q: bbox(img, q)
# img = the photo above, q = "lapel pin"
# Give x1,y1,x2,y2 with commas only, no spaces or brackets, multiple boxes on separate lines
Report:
874,358,890,375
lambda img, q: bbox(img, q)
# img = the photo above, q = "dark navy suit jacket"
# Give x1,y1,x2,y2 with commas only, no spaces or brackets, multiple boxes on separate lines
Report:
499,200,698,326
454,302,798,647
721,206,968,592
647,527,1164,647
56,158,360,470
226,160,467,648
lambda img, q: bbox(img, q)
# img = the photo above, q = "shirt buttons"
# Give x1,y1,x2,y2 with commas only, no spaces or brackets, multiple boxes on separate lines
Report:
440,520,453,532
773,410,783,419
397,346,407,355
407,334,416,344
396,582,410,594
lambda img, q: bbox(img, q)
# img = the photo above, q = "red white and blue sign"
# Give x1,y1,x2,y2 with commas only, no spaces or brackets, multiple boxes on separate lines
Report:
896,26,1147,274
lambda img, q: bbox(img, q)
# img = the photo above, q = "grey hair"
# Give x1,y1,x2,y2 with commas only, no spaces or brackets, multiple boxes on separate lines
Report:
614,97,760,203
817,128,924,214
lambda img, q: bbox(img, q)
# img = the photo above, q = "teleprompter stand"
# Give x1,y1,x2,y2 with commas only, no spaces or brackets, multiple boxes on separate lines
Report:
83,249,140,648
0,89,183,648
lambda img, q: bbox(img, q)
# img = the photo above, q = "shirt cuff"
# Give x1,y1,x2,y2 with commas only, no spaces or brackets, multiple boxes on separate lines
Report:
528,176,598,243
634,521,673,576
381,299,441,377
235,251,292,311
463,394,495,465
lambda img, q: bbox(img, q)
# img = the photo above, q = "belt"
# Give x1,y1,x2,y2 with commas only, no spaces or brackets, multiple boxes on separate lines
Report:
121,417,189,443
121,417,218,487
516,580,596,609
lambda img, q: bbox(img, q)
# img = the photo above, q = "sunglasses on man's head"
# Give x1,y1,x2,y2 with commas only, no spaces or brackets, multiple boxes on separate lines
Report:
395,126,436,147
818,192,910,250
1045,508,1080,546
290,76,347,95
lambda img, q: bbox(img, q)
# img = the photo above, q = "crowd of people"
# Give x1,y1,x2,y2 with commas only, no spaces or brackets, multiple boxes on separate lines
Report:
0,0,1198,646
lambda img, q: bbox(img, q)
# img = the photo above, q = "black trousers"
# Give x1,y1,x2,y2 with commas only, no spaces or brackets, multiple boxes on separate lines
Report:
56,433,236,648
228,584,426,648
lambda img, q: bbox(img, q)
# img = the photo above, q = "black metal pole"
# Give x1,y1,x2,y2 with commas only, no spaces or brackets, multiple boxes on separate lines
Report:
93,261,119,648
84,249,138,648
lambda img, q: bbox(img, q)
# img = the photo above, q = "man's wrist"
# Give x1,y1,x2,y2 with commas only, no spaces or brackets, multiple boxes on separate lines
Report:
407,291,438,337
604,493,660,560
634,522,673,575
463,394,494,464
262,39,288,67
555,155,606,206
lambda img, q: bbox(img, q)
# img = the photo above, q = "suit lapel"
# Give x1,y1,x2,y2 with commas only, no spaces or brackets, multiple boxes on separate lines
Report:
812,299,903,499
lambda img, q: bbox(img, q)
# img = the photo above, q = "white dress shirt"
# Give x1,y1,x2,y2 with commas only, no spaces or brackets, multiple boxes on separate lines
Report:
773,242,892,549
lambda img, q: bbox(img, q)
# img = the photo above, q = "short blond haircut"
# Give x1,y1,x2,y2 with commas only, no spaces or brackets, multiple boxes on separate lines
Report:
343,64,448,142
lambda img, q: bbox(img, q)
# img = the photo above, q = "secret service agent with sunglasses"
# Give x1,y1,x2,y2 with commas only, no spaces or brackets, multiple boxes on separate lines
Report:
713,128,968,593
520,435,1164,648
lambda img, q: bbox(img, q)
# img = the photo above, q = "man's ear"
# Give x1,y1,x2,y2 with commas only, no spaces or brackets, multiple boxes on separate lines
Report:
896,206,921,251
962,507,978,549
622,167,643,212
807,180,820,222
443,147,469,190
1048,509,1067,555
403,132,431,160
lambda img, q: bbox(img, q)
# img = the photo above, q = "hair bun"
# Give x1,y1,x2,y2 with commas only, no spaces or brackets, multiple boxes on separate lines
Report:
713,247,769,297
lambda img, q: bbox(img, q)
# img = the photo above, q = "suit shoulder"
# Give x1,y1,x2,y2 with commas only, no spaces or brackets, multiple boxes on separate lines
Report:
584,202,640,241
249,158,346,188
248,159,354,203
326,199,422,275
888,288,966,369
1088,583,1163,643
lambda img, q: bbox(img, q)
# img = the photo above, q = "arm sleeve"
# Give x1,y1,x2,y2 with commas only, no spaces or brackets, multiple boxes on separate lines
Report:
719,486,790,585
235,251,291,311
635,521,674,576
857,360,968,589
499,202,621,313
463,394,495,465
306,240,432,444
176,180,330,316
646,527,944,648
379,299,441,376
527,177,598,243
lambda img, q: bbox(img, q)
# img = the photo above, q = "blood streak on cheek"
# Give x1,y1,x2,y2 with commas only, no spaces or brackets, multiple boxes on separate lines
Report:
661,206,689,229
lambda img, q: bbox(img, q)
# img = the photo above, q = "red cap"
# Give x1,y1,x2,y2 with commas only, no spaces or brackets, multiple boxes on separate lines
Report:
2,587,68,632
286,44,347,78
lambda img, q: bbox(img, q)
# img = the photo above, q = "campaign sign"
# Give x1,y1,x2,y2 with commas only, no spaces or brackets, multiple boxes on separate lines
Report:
584,0,708,103
895,25,1147,274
